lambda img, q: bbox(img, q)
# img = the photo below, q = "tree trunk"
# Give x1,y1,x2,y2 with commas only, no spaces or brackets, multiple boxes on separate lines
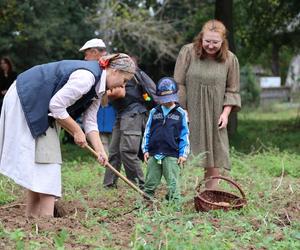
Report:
271,42,280,76
215,0,235,52
215,0,238,136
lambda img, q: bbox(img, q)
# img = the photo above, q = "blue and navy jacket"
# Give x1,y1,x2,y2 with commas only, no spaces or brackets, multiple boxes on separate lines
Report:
16,60,102,138
142,104,190,158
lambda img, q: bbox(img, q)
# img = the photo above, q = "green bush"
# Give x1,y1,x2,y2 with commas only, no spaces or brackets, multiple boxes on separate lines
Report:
240,65,261,107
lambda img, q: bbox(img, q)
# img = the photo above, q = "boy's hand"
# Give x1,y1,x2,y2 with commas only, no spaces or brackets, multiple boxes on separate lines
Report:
144,152,149,164
178,157,186,166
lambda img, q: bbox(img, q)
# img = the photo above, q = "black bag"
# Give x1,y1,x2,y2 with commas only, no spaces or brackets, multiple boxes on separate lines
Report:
134,68,158,110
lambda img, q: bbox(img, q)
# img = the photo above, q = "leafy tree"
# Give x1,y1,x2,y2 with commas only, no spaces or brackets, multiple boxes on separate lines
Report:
91,0,180,59
89,0,184,80
0,0,97,72
234,0,300,78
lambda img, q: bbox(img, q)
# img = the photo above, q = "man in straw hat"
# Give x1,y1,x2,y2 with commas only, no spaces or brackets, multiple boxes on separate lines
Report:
79,38,116,153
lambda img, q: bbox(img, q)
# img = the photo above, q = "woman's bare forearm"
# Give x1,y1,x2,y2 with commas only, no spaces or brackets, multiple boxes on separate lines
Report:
86,130,105,154
56,116,82,135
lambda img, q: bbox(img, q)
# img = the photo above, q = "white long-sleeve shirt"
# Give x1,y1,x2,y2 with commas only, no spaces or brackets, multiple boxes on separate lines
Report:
49,69,106,134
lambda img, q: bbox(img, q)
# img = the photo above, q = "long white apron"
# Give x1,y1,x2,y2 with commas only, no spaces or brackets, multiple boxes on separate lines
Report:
0,82,61,197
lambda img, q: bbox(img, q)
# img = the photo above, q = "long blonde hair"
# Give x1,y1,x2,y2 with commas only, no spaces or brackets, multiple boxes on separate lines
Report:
193,19,229,62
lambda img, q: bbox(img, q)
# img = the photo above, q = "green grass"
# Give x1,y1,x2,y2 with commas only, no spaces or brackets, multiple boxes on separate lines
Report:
0,103,300,249
231,103,300,154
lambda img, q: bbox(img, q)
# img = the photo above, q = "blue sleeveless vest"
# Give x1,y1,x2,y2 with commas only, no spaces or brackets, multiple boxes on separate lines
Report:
16,60,102,138
148,104,183,158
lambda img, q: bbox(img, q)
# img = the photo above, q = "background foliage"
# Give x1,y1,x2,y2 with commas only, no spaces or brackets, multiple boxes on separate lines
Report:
1,0,299,82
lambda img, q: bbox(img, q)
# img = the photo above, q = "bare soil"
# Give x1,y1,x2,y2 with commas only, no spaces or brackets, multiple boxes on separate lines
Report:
0,192,138,249
1,186,299,249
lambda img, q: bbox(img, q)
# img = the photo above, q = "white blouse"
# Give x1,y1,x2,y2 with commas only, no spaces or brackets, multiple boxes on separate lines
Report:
49,69,106,134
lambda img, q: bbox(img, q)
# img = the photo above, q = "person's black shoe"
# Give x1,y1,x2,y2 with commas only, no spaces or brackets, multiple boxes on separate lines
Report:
103,184,117,189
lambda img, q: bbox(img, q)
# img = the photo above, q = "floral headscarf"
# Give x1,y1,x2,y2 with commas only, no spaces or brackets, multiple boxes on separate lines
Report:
99,53,136,74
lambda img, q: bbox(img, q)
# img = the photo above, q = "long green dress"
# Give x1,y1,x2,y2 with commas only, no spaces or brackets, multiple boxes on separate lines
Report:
174,43,241,170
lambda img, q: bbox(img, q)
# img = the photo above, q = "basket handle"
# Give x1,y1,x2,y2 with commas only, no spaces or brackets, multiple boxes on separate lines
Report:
198,175,246,200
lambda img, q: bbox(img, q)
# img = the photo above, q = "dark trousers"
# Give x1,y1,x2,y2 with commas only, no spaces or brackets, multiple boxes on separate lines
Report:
103,113,146,188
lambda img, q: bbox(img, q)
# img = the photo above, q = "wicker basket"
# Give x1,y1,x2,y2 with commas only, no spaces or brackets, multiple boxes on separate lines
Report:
194,176,247,212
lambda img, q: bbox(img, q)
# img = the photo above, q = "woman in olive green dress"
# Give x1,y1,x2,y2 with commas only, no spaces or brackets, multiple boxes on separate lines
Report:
174,20,241,188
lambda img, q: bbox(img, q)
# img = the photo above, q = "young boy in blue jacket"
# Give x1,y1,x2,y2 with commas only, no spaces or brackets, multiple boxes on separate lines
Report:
142,77,190,200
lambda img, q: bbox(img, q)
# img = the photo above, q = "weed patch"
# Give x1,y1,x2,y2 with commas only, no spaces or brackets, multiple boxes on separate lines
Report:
0,105,299,249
